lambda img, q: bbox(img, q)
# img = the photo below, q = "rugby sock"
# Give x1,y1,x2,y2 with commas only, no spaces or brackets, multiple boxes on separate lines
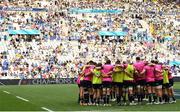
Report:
128,94,133,103
152,93,157,102
116,94,120,103
90,95,94,103
148,93,152,103
97,98,100,104
119,95,122,104
107,95,110,104
172,96,176,101
84,88,89,103
132,94,135,102
137,94,141,103
163,94,169,102
80,98,84,104
84,93,89,103
159,97,162,102
111,92,115,99
103,94,107,104
113,92,116,99
162,94,166,101
140,93,144,102
123,93,126,103
166,95,169,102
123,89,127,103
123,97,126,103
93,98,96,104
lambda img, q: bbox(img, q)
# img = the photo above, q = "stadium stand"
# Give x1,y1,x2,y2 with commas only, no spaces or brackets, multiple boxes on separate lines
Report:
0,0,179,80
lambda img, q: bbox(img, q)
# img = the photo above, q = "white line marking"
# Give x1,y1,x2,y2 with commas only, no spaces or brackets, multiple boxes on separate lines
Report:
0,82,5,86
16,96,29,102
3,91,10,94
41,107,54,112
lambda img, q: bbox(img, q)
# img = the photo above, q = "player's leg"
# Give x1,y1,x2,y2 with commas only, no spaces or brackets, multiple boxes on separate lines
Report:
102,82,107,106
141,80,146,102
106,82,112,106
115,83,120,104
88,81,94,105
154,80,163,104
79,86,84,105
144,85,148,101
111,84,116,101
162,84,169,103
79,80,85,105
93,85,97,105
119,83,123,105
146,83,153,104
137,84,141,104
168,79,176,103
83,81,89,105
128,82,137,105
123,81,128,105
96,86,101,105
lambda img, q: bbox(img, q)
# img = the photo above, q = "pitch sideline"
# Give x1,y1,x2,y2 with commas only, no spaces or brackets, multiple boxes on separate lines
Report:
2,90,54,111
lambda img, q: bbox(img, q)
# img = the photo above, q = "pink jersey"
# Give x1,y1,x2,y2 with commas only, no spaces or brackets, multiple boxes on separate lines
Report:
144,65,155,82
155,64,163,80
133,61,145,80
83,65,94,81
102,64,114,82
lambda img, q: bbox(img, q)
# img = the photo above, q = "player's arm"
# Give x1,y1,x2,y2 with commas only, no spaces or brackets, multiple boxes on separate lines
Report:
113,67,117,73
155,68,163,73
106,71,113,75
84,70,93,76
124,69,133,78
134,69,139,77
140,69,146,75
102,72,109,77
98,72,103,78
79,70,84,76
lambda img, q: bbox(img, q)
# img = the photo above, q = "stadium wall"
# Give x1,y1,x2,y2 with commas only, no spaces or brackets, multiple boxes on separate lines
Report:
0,77,180,85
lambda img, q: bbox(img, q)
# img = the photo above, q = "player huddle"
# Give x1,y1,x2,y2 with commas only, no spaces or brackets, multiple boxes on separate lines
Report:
77,57,176,106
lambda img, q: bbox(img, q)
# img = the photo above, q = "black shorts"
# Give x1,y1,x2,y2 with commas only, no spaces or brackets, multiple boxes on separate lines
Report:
123,80,134,88
80,80,92,88
136,80,146,86
102,81,112,88
112,82,116,86
93,84,102,89
169,78,174,86
114,82,123,88
146,81,156,87
155,80,163,86
163,79,174,88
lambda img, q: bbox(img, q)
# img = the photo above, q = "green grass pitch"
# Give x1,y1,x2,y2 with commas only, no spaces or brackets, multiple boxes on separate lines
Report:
0,83,180,111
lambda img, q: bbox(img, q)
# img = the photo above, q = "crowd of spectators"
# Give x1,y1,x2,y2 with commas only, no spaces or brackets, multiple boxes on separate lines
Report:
0,0,179,79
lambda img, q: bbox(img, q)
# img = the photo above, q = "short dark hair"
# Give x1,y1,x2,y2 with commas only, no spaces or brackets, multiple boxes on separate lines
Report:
136,57,140,61
88,60,94,65
154,60,159,64
105,60,111,64
115,60,121,64
151,60,155,63
96,63,102,67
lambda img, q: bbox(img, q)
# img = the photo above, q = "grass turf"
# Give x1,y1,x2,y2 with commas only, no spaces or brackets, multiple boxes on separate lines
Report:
0,83,180,111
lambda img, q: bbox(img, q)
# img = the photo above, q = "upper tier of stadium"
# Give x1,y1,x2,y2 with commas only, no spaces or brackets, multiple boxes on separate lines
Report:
0,0,179,79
